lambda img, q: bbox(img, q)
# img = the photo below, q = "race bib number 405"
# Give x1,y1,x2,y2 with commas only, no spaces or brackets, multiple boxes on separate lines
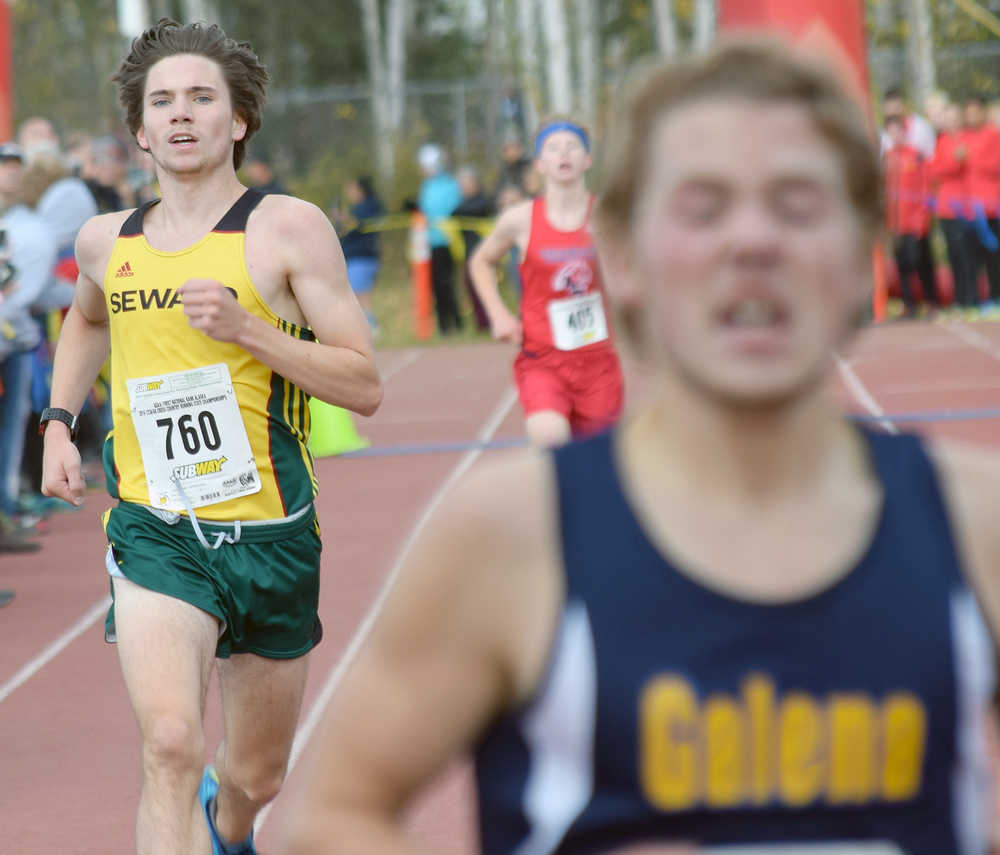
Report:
548,293,609,351
127,363,261,511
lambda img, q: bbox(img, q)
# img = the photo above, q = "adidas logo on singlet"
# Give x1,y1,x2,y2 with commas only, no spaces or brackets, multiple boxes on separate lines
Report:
114,261,135,278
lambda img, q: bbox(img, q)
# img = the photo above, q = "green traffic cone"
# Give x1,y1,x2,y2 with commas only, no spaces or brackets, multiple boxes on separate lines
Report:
307,398,369,457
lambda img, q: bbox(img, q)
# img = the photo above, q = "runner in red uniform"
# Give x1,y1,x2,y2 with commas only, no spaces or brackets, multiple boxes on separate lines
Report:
470,117,624,446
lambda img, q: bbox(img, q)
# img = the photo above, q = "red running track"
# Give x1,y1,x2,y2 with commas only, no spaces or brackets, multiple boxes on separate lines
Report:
3,326,1000,854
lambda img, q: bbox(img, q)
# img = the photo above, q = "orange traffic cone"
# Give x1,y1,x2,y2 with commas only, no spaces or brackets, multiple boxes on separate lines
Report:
872,245,888,323
409,211,433,340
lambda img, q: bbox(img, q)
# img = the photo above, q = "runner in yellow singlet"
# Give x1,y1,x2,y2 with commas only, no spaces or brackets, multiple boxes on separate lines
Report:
40,19,381,855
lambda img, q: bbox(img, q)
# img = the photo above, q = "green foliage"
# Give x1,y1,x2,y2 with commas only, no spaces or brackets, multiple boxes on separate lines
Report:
934,0,999,44
867,0,1000,47
865,0,1000,102
12,0,122,136
865,0,906,47
288,142,378,211
602,0,658,58
219,1,369,87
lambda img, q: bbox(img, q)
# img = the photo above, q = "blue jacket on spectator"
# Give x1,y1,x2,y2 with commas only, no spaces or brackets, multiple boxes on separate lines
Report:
418,173,462,249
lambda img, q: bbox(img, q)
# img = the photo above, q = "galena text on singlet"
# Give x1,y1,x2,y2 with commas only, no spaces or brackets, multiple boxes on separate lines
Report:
639,673,927,811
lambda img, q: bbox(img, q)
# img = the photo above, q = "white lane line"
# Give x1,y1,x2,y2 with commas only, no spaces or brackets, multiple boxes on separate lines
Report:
835,354,898,435
255,384,519,834
378,348,422,383
875,378,1000,396
0,353,423,708
0,596,111,704
943,322,1000,363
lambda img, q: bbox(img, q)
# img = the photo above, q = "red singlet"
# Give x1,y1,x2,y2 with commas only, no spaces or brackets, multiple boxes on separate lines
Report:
514,197,623,435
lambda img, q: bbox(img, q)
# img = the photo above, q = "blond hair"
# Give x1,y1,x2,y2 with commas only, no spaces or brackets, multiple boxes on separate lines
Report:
595,36,882,246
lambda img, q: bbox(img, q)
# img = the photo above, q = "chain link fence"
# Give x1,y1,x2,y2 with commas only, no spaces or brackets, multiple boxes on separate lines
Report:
250,77,525,210
870,41,1000,108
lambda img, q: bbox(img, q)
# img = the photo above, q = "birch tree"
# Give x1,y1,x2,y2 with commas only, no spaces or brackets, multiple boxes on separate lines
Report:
119,1,221,34
484,0,500,163
385,0,411,132
181,0,217,23
359,0,410,189
692,0,716,53
905,0,936,110
651,0,678,59
116,0,148,36
540,0,573,113
514,0,540,133
573,0,598,128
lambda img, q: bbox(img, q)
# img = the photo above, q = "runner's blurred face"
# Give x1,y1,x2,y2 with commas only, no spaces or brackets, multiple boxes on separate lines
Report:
885,120,906,147
882,96,905,121
535,129,591,184
0,159,22,200
136,54,247,177
615,97,870,407
964,101,986,129
346,180,365,204
942,104,962,134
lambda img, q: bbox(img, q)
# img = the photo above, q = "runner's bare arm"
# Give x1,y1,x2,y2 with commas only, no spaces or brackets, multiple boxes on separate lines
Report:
283,452,562,855
41,213,122,505
469,201,531,342
932,437,1000,850
181,196,382,416
932,441,1000,637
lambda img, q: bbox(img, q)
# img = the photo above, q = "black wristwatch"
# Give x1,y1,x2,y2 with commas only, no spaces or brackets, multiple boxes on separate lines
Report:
38,407,79,442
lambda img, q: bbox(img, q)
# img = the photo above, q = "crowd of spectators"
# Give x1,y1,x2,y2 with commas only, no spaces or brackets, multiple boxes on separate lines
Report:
322,129,536,339
883,87,1000,318
0,118,154,580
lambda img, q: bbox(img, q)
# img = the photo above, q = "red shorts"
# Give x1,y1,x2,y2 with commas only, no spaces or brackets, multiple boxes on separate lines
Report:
513,345,624,437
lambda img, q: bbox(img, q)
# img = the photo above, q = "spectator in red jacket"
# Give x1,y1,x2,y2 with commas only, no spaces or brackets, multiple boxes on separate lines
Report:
881,87,936,159
962,96,1000,308
929,102,976,309
884,115,937,315
989,99,1000,130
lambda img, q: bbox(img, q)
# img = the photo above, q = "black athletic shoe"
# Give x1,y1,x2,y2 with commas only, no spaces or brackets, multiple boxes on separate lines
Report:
0,528,41,553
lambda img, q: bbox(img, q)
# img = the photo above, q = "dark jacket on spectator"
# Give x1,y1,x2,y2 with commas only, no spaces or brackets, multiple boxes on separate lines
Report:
454,192,495,257
340,196,384,260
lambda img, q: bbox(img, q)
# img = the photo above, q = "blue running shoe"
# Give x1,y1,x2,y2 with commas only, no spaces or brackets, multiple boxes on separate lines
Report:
198,765,258,855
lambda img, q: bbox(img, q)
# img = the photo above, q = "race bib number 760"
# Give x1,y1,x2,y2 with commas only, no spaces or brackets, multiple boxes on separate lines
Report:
127,363,262,511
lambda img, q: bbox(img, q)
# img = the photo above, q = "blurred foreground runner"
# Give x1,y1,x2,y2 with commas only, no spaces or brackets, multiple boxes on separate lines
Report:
285,36,1000,855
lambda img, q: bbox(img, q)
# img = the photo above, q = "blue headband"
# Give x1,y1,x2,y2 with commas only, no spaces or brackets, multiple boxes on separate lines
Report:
535,122,590,156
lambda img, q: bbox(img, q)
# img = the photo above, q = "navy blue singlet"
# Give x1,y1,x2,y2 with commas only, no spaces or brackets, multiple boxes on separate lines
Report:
474,427,996,855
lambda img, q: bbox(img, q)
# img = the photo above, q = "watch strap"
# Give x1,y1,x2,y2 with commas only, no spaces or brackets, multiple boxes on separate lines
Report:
39,407,79,441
